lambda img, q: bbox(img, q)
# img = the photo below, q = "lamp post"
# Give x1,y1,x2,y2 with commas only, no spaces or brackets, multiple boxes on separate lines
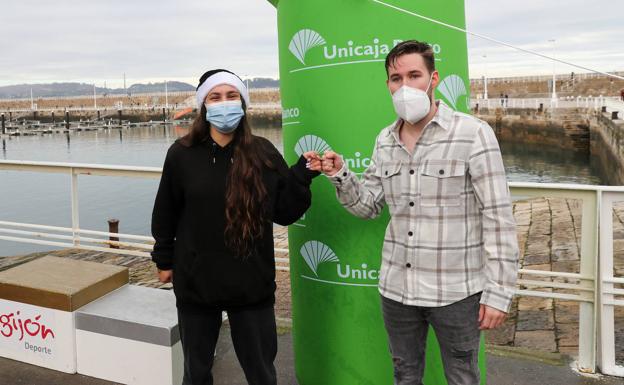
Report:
483,54,488,100
165,80,168,109
548,39,557,100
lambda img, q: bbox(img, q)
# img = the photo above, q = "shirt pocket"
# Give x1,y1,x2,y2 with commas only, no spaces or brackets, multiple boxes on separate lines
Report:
380,160,403,208
419,159,466,207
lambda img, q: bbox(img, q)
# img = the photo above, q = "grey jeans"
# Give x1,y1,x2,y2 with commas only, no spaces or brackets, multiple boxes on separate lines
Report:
381,293,482,385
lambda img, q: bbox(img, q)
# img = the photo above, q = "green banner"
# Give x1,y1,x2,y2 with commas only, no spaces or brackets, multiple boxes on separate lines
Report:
267,1,483,384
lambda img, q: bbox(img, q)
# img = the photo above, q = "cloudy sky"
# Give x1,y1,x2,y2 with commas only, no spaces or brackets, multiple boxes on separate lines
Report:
0,0,621,88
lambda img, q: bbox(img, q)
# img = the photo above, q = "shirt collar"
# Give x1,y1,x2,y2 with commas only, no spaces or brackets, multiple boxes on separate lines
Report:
429,100,453,131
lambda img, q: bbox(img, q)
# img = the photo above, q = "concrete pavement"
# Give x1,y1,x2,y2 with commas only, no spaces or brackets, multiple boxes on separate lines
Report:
2,324,623,385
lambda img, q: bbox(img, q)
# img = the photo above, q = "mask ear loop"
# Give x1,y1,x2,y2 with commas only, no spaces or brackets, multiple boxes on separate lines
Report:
424,72,434,94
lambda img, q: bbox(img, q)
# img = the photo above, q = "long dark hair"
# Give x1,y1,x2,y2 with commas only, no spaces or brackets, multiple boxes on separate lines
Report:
180,102,273,256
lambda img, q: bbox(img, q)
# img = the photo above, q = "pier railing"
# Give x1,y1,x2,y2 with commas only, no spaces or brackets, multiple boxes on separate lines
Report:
0,160,292,271
469,71,624,85
0,160,623,376
470,96,623,112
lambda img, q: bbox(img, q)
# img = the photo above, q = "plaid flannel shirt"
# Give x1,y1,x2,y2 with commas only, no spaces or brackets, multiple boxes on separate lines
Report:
328,101,519,312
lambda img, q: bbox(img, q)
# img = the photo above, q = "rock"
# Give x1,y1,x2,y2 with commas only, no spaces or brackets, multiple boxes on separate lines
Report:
556,323,579,347
523,253,550,266
485,319,516,346
552,261,580,275
517,310,555,331
558,346,579,358
554,300,579,324
518,297,553,311
515,330,557,352
551,244,579,262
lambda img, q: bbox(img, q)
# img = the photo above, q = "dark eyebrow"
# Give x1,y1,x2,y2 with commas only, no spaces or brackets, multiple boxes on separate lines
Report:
408,70,422,75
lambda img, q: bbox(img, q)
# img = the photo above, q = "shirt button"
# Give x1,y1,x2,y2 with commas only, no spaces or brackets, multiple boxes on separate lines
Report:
408,231,413,236
409,170,415,175
409,202,414,207
406,263,412,268
343,172,347,177
439,169,445,175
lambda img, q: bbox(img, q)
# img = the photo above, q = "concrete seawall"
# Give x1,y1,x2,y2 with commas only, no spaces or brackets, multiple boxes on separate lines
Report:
477,107,591,152
590,112,624,185
477,106,624,185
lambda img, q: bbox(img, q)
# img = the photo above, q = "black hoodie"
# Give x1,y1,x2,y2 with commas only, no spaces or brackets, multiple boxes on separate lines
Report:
150,134,317,312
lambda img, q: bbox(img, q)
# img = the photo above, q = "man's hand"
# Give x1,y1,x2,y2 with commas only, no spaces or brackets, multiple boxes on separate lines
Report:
320,151,344,176
478,304,507,330
158,269,173,283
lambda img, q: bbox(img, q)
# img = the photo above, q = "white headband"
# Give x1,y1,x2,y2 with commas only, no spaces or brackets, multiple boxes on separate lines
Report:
196,72,250,109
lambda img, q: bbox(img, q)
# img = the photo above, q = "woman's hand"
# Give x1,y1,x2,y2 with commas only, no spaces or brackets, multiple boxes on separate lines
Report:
157,269,173,283
304,151,322,172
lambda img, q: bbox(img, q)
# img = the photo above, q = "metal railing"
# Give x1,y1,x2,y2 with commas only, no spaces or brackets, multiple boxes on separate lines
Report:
470,71,624,85
470,96,624,115
0,160,291,270
0,160,623,375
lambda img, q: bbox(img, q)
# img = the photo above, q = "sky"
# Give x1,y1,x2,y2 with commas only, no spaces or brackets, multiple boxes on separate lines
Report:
0,0,622,88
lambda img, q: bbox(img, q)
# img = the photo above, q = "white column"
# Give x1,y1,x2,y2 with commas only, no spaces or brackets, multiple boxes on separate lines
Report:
549,39,557,100
483,55,488,100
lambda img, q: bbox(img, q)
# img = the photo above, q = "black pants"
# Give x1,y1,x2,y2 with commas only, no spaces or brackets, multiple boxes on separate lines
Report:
177,306,277,385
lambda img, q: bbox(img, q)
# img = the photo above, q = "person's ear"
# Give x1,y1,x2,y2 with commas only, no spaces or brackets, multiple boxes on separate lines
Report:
431,70,440,89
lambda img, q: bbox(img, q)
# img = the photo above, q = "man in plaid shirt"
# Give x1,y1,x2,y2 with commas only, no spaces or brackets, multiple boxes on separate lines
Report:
312,40,519,384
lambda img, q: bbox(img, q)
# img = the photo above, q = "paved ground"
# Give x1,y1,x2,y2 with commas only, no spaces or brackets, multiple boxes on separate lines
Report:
486,198,624,362
2,324,623,385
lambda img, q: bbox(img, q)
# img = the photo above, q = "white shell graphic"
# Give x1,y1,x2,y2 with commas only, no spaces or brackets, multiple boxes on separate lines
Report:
289,29,326,65
300,241,339,277
437,74,467,110
294,135,332,157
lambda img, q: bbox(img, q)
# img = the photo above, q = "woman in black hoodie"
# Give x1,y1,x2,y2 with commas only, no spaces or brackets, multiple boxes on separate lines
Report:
151,69,319,385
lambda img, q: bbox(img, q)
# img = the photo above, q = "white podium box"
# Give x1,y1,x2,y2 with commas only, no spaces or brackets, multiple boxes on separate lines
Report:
0,298,76,373
75,284,183,385
0,256,128,373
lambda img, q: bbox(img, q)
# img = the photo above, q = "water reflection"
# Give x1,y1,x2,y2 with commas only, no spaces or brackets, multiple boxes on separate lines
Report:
500,141,603,185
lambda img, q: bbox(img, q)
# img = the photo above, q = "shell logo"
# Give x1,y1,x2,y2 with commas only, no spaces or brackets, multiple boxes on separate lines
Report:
289,29,327,65
300,240,339,277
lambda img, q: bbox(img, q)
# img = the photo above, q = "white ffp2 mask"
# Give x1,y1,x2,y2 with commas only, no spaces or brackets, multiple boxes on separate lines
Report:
391,75,434,124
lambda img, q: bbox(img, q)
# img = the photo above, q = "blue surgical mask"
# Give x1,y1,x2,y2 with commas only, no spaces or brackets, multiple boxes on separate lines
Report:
205,100,244,134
